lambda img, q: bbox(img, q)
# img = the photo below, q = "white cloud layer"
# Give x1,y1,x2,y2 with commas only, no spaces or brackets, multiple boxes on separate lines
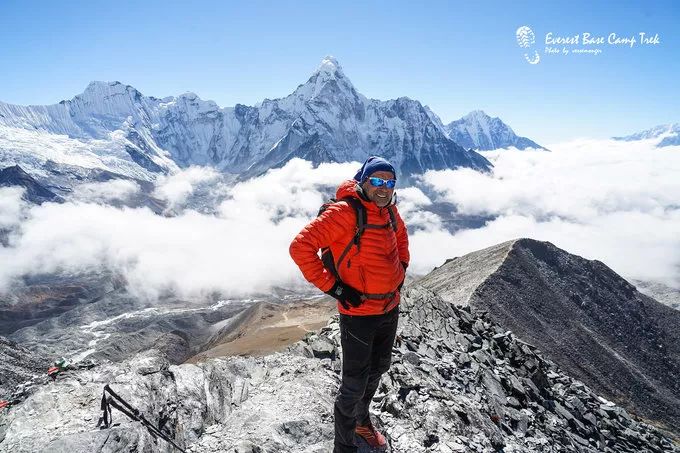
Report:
0,159,359,301
71,179,141,203
0,141,678,302
412,140,680,286
152,166,221,210
0,187,26,229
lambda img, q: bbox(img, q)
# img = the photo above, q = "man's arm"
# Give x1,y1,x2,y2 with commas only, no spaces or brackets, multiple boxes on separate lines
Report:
289,203,355,292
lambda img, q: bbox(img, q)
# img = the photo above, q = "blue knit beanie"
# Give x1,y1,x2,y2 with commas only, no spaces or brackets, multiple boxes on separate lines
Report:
353,156,396,182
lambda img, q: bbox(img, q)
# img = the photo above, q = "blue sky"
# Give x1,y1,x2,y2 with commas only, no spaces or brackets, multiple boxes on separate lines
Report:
1,0,678,144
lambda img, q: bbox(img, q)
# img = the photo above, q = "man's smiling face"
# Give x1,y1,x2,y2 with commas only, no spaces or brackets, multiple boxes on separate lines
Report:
361,170,395,208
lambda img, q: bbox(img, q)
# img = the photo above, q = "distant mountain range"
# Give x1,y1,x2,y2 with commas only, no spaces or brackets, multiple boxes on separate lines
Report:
613,123,680,147
444,110,547,151
0,57,553,189
0,57,503,184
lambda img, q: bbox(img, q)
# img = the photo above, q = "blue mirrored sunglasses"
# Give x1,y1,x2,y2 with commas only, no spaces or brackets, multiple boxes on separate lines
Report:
368,177,396,189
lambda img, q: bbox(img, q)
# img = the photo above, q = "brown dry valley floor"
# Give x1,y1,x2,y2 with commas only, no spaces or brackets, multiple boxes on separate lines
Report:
185,297,337,364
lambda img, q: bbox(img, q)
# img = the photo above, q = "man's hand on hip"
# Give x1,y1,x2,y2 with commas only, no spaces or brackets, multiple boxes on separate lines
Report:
325,281,364,309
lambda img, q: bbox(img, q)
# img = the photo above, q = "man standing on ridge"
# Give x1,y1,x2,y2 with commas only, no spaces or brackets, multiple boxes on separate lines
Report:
290,156,410,452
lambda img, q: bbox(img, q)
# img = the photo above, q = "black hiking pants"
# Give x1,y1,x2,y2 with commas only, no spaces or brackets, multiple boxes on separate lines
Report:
333,306,399,453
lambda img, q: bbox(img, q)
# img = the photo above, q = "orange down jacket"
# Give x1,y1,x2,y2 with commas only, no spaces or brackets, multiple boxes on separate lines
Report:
289,179,410,315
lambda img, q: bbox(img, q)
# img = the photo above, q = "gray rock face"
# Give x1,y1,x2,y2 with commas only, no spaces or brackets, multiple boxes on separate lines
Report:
1,285,677,452
418,238,680,435
0,336,48,397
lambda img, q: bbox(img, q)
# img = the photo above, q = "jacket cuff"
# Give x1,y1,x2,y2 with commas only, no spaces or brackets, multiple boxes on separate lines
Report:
319,275,336,293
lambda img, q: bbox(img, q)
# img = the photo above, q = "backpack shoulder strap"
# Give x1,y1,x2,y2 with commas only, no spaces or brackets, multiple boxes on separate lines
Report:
330,197,366,272
340,196,366,239
387,205,398,232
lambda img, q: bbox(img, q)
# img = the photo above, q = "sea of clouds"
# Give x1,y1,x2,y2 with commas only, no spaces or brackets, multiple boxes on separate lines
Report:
1,138,678,301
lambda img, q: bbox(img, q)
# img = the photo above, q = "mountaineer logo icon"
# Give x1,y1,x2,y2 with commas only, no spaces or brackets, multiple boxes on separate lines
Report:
516,26,540,65
516,26,535,48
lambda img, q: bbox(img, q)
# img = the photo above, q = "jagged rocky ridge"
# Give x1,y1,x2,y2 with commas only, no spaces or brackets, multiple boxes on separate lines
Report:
418,238,680,436
0,57,490,184
0,285,677,452
444,111,546,151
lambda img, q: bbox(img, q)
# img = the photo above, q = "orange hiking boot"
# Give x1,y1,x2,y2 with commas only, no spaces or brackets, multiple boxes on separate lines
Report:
355,422,387,449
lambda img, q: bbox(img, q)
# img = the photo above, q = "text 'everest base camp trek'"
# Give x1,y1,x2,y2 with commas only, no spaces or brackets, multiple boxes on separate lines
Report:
0,57,679,453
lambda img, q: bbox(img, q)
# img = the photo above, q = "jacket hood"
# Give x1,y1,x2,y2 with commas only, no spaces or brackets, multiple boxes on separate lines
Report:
335,179,361,200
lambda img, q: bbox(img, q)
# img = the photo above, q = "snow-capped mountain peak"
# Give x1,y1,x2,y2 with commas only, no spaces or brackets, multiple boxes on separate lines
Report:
67,81,156,134
315,55,345,79
463,109,491,120
291,55,359,104
445,110,546,151
78,80,139,98
174,92,220,114
464,110,508,140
